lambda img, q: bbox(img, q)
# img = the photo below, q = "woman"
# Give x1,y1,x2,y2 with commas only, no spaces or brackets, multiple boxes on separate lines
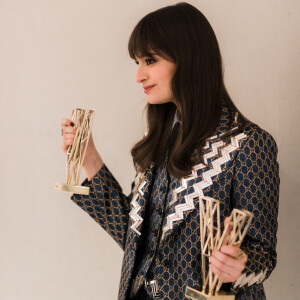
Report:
61,3,279,300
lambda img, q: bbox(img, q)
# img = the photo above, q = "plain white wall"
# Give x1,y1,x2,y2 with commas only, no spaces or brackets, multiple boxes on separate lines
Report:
0,0,299,299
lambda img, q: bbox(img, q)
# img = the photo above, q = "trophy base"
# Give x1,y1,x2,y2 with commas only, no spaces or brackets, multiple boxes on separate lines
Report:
185,287,234,300
54,183,90,195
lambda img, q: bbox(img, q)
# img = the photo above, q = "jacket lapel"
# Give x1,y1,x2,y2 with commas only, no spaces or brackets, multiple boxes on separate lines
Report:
128,162,156,236
119,163,156,300
159,105,248,245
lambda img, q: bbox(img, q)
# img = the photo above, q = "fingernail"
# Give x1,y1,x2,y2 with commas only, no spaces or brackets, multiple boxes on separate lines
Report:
70,122,74,127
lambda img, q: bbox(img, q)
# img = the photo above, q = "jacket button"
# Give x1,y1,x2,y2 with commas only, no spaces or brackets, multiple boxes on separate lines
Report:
163,259,172,268
160,186,167,193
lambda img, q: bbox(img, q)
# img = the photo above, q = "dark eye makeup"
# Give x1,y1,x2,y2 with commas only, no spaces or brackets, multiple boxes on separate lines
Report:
146,58,156,65
135,58,156,65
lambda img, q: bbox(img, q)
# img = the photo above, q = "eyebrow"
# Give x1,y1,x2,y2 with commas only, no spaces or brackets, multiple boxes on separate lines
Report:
135,52,157,60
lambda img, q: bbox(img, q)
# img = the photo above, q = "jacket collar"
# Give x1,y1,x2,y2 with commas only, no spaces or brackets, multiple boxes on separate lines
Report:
213,102,237,137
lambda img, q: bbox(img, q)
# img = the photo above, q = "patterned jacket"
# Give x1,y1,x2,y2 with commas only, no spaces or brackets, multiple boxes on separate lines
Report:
71,105,279,300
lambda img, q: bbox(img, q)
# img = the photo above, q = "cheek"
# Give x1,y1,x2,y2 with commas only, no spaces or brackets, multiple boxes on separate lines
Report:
166,69,175,89
166,73,174,92
159,72,173,90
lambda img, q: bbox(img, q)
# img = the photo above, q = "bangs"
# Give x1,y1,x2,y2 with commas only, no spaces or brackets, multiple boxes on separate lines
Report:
128,14,174,62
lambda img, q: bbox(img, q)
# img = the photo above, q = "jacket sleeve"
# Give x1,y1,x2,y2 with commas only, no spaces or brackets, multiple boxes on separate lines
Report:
70,163,135,251
230,126,280,295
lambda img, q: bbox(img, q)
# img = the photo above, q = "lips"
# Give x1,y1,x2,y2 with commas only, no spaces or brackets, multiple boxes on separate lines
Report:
144,85,156,93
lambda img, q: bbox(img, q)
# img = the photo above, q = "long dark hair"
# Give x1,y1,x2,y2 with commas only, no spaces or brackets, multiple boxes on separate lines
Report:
128,2,249,178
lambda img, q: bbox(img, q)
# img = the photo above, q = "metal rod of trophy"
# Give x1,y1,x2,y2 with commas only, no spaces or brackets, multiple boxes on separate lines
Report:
54,108,95,195
199,196,221,296
66,109,94,185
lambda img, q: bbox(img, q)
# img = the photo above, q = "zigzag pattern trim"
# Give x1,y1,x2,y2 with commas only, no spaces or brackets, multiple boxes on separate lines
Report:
169,139,224,206
233,268,268,288
203,140,224,164
162,133,247,237
165,194,195,232
177,139,224,191
129,172,147,236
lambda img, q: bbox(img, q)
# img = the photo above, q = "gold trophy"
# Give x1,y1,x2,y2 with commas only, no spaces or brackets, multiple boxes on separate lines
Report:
185,196,253,300
54,108,95,195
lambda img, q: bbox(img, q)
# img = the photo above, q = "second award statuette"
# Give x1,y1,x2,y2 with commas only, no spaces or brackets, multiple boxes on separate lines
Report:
185,196,253,300
54,108,95,195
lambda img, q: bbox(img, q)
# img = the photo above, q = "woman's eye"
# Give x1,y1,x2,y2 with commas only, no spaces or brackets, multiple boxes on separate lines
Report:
134,58,156,65
146,59,155,65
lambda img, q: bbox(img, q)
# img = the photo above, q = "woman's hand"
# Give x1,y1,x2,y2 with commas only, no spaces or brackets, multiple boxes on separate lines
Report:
61,118,104,180
209,217,247,283
61,118,77,155
209,245,247,283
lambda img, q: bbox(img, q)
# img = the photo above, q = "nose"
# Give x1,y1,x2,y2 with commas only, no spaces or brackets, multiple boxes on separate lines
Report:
135,65,148,83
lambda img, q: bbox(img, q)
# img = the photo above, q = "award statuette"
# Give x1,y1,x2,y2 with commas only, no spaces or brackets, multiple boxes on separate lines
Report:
185,196,253,300
54,108,95,195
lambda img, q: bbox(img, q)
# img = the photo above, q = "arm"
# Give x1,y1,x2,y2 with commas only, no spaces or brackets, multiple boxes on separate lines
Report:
61,119,135,250
71,163,136,251
230,126,280,294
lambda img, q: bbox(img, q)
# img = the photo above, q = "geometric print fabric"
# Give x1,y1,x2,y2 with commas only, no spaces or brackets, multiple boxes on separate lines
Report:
70,105,279,300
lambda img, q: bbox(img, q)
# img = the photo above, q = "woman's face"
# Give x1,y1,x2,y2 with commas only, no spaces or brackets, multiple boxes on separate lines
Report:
135,52,176,105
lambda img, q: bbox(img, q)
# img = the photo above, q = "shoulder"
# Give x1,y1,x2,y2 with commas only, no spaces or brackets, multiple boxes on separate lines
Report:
226,123,279,170
241,123,278,155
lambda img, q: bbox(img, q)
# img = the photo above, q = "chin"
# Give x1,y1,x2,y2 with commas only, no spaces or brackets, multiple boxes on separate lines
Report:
147,97,172,105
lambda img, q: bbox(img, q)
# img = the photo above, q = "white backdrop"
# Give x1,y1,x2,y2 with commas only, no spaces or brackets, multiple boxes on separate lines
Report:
0,0,299,299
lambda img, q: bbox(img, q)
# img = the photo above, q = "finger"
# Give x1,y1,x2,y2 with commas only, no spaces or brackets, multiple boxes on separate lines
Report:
61,118,75,127
62,144,68,154
212,248,245,269
61,127,77,136
62,139,75,153
220,246,248,270
219,246,248,264
210,254,245,275
209,262,233,283
63,137,75,145
62,131,77,139
224,216,230,226
219,245,240,257
210,252,246,283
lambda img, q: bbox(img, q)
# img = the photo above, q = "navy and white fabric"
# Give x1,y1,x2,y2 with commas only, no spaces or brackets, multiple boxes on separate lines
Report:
71,104,279,300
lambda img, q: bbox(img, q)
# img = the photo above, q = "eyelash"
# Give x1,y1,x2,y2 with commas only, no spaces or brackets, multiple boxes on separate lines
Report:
135,58,156,65
146,59,156,65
